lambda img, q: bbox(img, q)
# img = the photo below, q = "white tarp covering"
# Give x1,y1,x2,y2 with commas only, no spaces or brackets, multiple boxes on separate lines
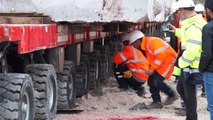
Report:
148,0,176,21
0,0,35,12
32,0,149,22
0,0,176,22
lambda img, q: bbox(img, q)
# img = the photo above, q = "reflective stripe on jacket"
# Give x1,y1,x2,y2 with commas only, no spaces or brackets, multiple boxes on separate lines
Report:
113,45,149,81
175,14,207,69
141,37,177,79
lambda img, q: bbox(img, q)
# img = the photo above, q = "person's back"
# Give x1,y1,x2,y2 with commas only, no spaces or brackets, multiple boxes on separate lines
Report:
199,1,213,119
140,36,177,79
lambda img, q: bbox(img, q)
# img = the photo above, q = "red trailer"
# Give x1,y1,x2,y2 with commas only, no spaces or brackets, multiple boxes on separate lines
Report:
0,0,171,119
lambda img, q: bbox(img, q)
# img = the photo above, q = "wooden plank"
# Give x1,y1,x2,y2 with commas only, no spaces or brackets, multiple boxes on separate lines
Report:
0,16,52,24
0,12,45,17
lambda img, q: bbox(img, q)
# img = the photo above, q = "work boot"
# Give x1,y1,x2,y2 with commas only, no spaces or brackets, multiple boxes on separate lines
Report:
164,94,178,105
136,87,146,97
175,108,186,116
129,103,148,111
148,102,163,109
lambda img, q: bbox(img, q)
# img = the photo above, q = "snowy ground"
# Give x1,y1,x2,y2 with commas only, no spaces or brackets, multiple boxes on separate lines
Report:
56,77,210,120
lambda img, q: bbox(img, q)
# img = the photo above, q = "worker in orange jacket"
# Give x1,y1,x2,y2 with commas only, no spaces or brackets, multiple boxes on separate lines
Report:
129,30,178,108
113,33,149,96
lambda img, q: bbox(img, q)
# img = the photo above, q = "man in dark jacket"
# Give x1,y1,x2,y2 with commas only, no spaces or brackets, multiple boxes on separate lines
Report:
199,0,213,119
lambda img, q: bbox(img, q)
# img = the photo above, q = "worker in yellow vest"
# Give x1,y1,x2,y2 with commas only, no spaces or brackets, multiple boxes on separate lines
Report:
169,0,207,119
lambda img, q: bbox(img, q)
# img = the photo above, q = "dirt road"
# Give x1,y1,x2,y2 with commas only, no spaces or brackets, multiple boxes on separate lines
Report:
56,77,210,120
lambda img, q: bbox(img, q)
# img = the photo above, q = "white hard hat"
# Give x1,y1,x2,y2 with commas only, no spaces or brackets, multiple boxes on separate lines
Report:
171,2,178,14
129,30,144,44
176,0,195,9
121,33,130,42
195,4,204,12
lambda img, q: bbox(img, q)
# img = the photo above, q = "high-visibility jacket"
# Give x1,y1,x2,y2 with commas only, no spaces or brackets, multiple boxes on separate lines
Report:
113,45,149,82
173,66,181,76
175,14,207,69
140,37,177,79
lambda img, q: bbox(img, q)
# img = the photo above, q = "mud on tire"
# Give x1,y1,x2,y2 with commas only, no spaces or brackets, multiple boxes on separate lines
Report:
0,73,34,120
57,61,76,110
25,64,57,120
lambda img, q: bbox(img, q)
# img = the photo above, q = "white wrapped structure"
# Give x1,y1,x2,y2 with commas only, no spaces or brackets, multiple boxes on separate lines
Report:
0,0,176,22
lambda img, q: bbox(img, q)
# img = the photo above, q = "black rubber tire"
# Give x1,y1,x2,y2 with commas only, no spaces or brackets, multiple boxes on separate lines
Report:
109,41,122,76
25,64,57,120
0,73,34,120
88,51,100,90
0,55,8,73
76,54,90,97
109,41,122,55
57,61,76,110
95,45,110,81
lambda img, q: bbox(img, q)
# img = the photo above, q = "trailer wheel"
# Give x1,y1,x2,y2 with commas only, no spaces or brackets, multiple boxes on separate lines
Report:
0,55,8,73
25,64,57,120
0,73,34,120
109,42,122,75
76,54,90,97
95,45,110,81
88,50,100,90
57,61,76,110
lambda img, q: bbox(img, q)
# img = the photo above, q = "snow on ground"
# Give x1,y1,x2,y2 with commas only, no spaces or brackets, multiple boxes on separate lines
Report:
56,76,210,120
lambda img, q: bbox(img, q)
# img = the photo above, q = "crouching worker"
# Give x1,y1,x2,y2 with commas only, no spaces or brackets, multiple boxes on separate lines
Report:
113,33,149,96
129,30,178,109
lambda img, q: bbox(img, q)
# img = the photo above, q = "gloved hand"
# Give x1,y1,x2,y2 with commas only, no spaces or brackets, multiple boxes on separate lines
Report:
123,70,132,79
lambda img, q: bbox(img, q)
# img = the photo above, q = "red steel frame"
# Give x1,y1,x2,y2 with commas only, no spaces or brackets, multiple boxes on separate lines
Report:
0,24,107,54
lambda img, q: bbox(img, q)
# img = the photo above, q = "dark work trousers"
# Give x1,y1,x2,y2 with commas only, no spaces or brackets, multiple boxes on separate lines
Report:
113,63,144,90
176,71,198,120
148,71,175,102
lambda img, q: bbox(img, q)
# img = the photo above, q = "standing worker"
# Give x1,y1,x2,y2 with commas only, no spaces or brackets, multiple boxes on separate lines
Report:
199,0,213,119
169,1,182,83
169,0,207,119
113,33,149,96
129,30,178,109
169,1,181,53
195,3,207,21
